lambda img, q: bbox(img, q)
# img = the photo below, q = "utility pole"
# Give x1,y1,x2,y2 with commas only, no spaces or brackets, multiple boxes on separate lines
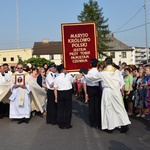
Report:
16,0,20,48
144,0,149,63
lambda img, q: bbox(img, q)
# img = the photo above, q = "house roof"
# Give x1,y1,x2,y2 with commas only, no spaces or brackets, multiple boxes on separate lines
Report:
32,36,133,55
33,41,62,55
107,35,133,51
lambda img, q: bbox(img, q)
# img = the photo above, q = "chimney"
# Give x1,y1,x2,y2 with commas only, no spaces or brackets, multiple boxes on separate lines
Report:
43,39,49,43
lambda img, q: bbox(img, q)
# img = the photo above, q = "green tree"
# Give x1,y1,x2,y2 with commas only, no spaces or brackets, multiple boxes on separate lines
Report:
22,57,52,68
78,0,111,56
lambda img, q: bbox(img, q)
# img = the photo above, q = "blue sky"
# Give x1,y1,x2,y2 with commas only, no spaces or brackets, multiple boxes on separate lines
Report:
0,0,150,49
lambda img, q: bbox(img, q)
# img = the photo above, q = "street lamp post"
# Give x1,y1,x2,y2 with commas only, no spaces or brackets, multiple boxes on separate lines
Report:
144,0,149,64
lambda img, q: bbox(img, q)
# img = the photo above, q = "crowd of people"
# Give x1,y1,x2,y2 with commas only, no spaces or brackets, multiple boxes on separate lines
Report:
0,62,74,129
0,58,150,133
75,59,150,128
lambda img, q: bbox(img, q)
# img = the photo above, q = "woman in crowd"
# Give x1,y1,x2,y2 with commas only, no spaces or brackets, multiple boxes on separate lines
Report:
145,75,150,122
43,63,48,76
37,68,47,89
37,67,47,115
124,68,134,115
30,68,39,81
134,69,145,117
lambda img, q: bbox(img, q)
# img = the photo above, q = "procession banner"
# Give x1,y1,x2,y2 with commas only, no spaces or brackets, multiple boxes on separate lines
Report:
61,22,98,72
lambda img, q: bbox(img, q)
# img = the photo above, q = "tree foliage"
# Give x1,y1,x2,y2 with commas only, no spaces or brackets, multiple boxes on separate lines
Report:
22,57,52,68
78,0,111,54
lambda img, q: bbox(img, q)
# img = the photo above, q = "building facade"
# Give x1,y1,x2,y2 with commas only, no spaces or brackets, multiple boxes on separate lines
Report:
1,37,148,69
0,48,33,67
132,47,150,64
100,35,134,65
33,36,134,66
32,40,62,65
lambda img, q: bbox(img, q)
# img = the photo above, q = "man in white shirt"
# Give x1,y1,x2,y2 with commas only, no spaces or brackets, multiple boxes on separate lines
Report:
45,63,58,125
0,65,6,118
54,64,74,129
3,63,12,82
83,58,101,129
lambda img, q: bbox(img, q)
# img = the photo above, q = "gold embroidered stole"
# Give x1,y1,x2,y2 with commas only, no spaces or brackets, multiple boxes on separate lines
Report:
103,66,116,72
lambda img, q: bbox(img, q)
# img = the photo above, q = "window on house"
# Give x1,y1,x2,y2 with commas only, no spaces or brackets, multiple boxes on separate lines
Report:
3,57,6,62
11,57,14,61
50,54,54,60
122,52,126,58
110,52,115,58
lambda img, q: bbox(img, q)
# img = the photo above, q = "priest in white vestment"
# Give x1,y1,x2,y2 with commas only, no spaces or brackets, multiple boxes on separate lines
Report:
9,64,31,124
0,65,12,118
84,57,131,133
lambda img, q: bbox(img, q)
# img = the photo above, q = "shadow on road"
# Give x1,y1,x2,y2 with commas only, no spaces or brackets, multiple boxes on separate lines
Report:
72,97,90,126
130,115,150,132
109,140,132,150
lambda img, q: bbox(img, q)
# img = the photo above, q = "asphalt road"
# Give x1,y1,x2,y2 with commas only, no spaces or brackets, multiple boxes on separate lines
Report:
0,96,150,150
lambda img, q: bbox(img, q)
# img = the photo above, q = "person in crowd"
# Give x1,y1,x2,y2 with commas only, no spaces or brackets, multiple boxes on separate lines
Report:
45,63,58,125
144,66,150,122
3,63,12,82
72,75,78,95
54,64,74,129
37,68,47,115
43,63,48,76
123,68,134,115
76,76,86,102
37,68,47,89
140,67,147,117
30,68,39,81
98,64,104,72
135,69,145,117
82,58,101,129
121,62,127,78
84,57,131,133
132,68,140,113
0,65,6,118
1,63,13,117
11,66,17,73
145,80,150,122
29,67,40,117
97,64,104,106
9,63,31,124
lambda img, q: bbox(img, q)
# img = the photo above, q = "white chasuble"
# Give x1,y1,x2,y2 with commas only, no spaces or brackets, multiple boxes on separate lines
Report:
85,66,131,130
9,71,31,119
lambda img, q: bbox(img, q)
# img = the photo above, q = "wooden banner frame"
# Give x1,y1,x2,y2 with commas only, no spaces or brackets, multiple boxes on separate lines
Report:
61,22,98,72
15,74,25,86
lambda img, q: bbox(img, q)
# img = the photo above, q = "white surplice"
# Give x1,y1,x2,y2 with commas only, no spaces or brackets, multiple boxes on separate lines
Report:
85,65,131,130
0,73,12,103
9,71,31,119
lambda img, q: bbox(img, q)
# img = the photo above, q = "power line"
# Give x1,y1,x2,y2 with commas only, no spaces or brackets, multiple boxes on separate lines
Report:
114,5,144,33
114,21,150,33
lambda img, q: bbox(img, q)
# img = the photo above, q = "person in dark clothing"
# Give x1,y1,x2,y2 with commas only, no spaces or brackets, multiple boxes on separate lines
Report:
82,58,101,129
45,63,58,125
54,64,74,129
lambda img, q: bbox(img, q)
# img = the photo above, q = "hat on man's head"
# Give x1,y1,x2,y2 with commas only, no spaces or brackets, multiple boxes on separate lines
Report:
49,63,57,69
90,58,98,65
57,64,65,73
